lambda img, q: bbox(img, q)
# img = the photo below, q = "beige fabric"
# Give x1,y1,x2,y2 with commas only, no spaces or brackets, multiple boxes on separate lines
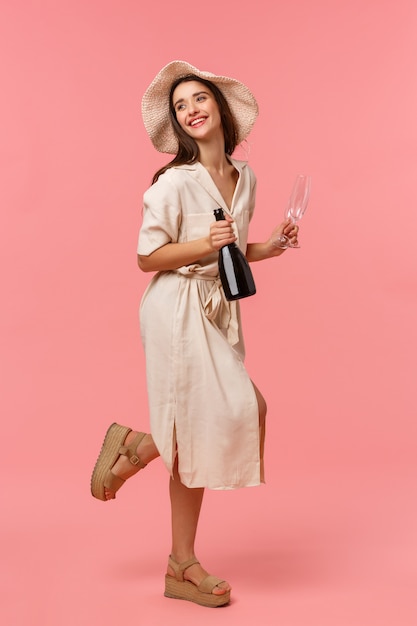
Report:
138,158,263,489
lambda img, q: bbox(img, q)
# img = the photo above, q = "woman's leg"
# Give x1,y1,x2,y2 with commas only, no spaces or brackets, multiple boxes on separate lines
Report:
252,381,267,479
167,464,231,595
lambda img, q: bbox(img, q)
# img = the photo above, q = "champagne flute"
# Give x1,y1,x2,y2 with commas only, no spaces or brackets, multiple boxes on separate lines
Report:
273,174,311,249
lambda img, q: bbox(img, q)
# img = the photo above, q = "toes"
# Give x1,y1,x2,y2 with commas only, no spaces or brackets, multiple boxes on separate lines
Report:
213,582,231,595
213,587,226,596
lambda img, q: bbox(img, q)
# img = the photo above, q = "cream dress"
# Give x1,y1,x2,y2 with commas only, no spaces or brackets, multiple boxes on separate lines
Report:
137,158,264,489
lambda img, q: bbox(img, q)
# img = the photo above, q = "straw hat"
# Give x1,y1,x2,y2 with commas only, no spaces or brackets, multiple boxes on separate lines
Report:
141,60,259,154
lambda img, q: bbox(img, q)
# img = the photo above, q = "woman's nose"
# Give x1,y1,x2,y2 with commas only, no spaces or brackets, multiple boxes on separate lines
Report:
188,100,199,115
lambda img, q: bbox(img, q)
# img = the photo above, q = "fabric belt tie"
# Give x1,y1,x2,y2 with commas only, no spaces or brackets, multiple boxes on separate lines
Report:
175,268,239,347
203,279,239,346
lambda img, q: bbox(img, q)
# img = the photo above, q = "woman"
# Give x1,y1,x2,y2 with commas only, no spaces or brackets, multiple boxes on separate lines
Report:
91,61,298,607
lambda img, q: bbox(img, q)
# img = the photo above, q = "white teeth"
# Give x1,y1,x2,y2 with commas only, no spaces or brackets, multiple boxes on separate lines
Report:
191,118,205,126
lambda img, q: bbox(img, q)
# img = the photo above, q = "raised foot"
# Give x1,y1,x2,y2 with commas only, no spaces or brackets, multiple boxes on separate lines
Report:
91,423,158,501
103,430,154,500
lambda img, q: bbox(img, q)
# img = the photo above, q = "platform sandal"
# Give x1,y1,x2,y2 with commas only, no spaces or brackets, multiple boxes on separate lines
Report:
164,556,231,608
91,423,147,501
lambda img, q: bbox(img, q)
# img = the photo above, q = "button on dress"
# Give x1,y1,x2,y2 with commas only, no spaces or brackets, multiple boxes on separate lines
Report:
137,158,264,489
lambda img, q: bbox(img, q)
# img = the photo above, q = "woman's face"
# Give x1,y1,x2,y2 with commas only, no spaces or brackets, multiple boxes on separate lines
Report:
172,80,222,142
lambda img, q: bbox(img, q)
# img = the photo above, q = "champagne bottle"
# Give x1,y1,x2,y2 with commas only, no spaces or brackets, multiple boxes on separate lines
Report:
213,208,256,301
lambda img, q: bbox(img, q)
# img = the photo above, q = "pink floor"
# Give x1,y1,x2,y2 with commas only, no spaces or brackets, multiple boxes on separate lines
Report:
3,454,416,626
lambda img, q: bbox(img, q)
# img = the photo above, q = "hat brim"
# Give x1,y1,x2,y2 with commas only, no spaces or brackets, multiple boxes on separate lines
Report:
141,60,258,154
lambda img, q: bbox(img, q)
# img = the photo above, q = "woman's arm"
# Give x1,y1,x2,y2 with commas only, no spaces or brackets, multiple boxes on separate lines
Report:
137,216,237,272
246,220,299,262
138,238,213,272
138,215,299,271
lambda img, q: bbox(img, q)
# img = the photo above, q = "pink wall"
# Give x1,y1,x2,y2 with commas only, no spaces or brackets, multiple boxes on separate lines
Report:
2,0,415,473
1,2,416,622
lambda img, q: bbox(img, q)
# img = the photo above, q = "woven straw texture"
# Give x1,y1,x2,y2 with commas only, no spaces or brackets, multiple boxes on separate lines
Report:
90,423,131,501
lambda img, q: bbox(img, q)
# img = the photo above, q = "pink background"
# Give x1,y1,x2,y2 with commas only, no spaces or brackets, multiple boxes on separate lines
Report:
1,1,416,624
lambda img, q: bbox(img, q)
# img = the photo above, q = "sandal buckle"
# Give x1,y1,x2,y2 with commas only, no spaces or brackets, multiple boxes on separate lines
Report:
130,454,140,466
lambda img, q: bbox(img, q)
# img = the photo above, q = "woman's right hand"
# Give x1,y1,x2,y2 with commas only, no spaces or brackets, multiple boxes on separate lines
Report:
209,214,237,251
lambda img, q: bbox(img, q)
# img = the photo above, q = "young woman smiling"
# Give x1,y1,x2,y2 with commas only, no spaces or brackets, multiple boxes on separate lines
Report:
91,61,298,607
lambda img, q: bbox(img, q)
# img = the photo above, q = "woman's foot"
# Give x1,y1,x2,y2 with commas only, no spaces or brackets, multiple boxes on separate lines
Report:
167,557,231,596
104,431,158,500
91,423,159,501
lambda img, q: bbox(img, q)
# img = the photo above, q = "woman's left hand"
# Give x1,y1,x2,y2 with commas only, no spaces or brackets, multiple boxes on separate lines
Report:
269,219,299,254
246,220,300,262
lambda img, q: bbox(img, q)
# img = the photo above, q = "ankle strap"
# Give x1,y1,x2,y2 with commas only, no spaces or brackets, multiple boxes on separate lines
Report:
168,555,200,581
119,432,146,468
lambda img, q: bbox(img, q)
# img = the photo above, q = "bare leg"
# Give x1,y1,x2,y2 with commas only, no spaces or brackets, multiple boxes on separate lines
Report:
167,463,231,595
252,380,267,427
104,431,159,500
252,381,267,480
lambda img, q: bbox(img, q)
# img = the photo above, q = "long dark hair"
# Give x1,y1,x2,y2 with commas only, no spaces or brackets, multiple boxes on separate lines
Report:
152,75,238,184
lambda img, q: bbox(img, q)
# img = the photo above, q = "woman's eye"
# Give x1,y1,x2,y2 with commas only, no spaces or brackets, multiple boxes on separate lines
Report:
196,95,206,102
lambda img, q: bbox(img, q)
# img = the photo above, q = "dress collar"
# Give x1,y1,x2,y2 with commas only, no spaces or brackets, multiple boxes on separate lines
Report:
178,158,246,214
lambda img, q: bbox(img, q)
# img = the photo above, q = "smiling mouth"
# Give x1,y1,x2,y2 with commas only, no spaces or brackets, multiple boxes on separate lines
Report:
189,117,207,127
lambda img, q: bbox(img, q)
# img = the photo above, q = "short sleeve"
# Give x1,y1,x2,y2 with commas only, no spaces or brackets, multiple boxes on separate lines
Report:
137,174,181,256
